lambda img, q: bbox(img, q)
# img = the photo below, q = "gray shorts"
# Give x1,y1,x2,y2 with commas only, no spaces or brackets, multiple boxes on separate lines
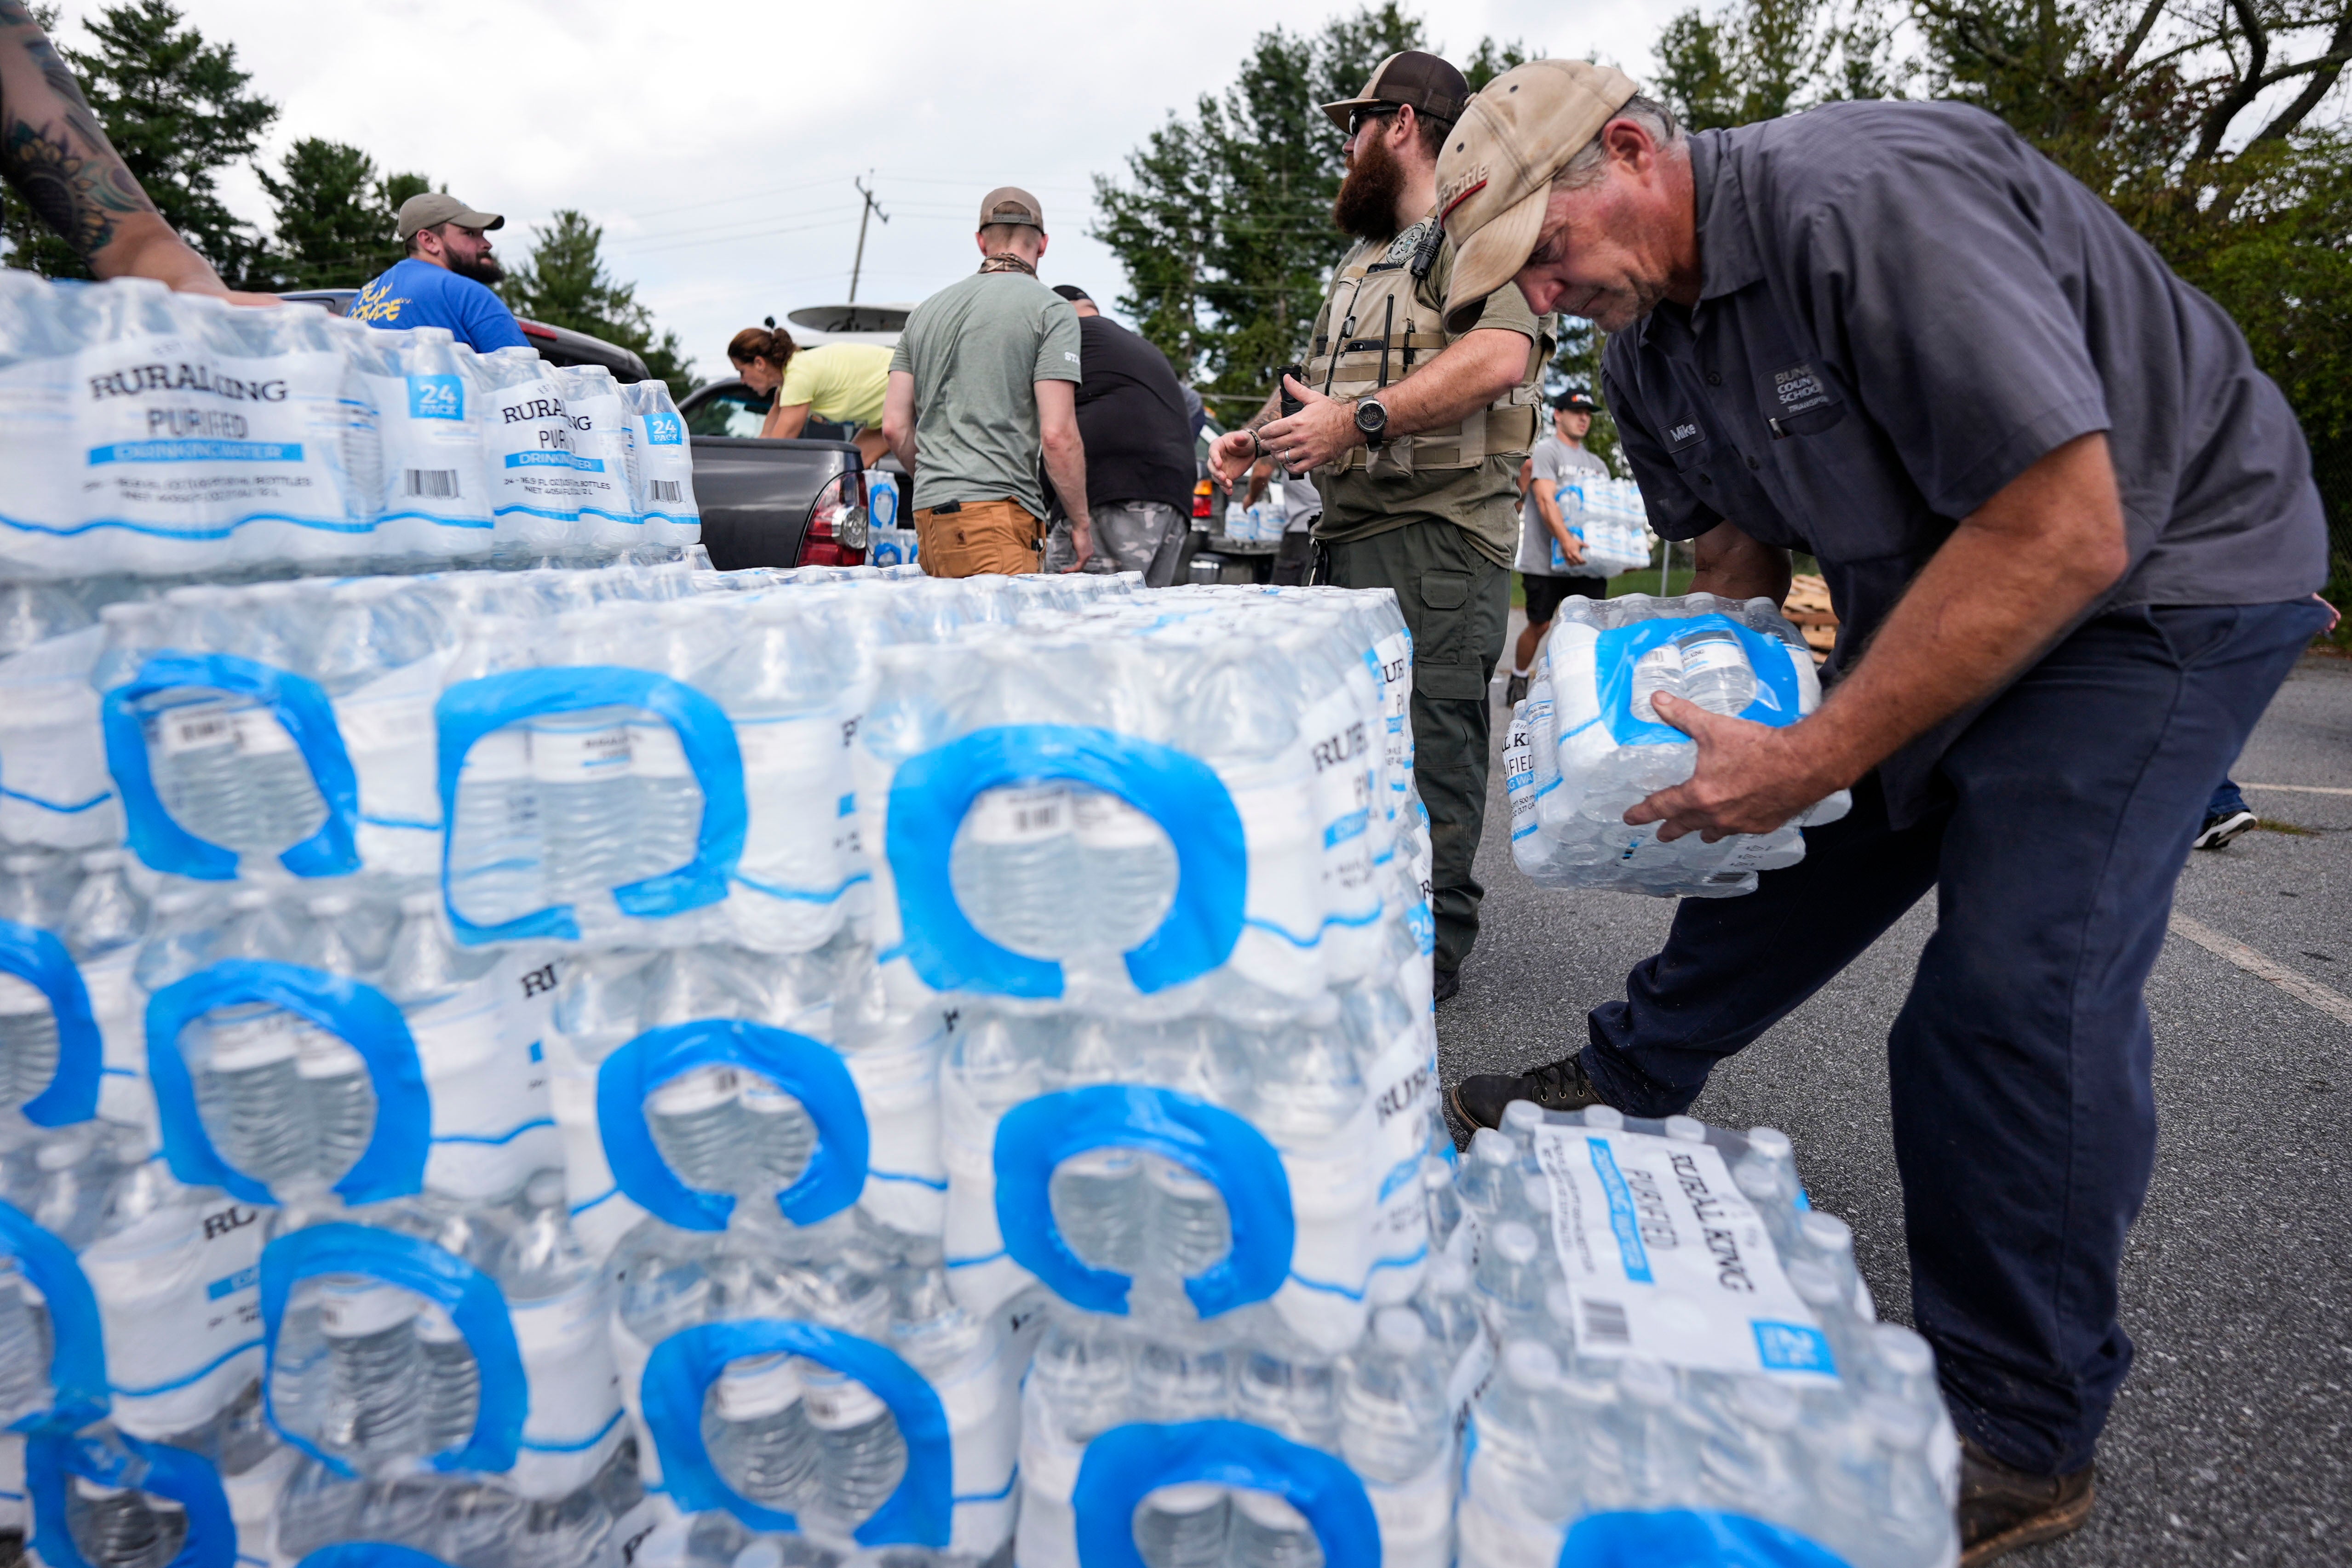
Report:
1044,499,1187,587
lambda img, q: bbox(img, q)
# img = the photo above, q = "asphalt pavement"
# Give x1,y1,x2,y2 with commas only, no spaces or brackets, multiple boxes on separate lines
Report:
1447,632,2352,1567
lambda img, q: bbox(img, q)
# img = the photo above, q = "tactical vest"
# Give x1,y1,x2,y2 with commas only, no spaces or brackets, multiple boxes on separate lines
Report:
1303,217,1544,477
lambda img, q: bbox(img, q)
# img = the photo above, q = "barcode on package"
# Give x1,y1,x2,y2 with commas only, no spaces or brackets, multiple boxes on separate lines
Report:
1582,1297,1630,1346
649,480,682,503
404,469,460,498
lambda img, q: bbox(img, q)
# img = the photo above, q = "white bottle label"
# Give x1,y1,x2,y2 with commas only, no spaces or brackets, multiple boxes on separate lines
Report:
803,1372,887,1431
714,1353,803,1420
1533,1125,1836,1382
1071,789,1163,849
205,1008,302,1070
964,785,1068,846
0,972,46,1018
316,1279,420,1339
531,721,631,781
648,1064,736,1116
628,720,693,781
156,701,238,756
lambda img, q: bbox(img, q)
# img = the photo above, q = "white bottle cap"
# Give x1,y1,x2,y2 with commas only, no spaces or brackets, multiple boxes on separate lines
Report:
1746,1127,1793,1161
1493,1222,1537,1265
1618,1358,1677,1407
1798,1211,1854,1255
1580,1105,1624,1131
1663,1115,1707,1143
1871,1323,1936,1378
1501,1100,1543,1135
1469,1128,1513,1167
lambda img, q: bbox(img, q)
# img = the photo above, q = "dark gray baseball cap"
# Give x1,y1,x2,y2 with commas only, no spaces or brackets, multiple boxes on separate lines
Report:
396,193,505,241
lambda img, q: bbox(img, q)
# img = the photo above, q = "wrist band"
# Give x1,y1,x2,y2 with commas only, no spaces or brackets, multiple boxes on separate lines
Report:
1247,428,1265,462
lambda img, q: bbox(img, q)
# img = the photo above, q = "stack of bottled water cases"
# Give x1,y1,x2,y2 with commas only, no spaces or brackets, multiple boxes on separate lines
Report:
1505,592,1851,898
0,271,700,580
1547,477,1655,578
1442,1103,1958,1568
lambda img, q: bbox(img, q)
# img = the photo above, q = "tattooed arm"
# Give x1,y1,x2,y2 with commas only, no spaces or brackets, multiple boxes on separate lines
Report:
0,1,255,298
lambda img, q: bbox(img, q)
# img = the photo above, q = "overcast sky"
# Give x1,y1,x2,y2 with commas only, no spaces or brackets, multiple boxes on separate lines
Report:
57,0,1687,378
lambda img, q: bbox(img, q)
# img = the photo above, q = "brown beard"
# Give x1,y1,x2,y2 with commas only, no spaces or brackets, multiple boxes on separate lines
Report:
450,250,504,286
1333,129,1408,243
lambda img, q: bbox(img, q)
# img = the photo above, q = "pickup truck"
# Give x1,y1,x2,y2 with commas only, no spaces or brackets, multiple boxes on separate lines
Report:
676,377,886,570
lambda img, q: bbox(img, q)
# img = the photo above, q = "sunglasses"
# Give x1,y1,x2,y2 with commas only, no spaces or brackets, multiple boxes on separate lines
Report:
1347,105,1401,137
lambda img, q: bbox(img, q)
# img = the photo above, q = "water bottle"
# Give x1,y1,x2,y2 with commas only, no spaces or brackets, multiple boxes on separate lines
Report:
66,1476,186,1568
951,783,1075,957
316,1274,427,1466
1069,786,1176,952
500,1169,624,1496
646,1064,744,1194
1669,621,1756,715
706,1352,819,1508
1339,1306,1448,1482
32,1124,122,1248
416,1303,481,1454
0,1250,47,1425
801,1364,906,1527
1473,1222,1550,1342
1466,1339,1563,1522
195,1001,313,1192
1135,1484,1230,1568
0,952,57,1119
531,702,635,908
1228,1487,1325,1568
442,621,545,930
1030,1315,1131,1445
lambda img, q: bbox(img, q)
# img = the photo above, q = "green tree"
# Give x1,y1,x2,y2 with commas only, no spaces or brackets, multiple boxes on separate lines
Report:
2,0,276,282
500,209,696,398
1096,2,1544,420
256,137,434,289
1652,0,2352,609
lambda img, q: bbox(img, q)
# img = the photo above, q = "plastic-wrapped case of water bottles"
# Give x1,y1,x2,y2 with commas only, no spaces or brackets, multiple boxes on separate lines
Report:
1548,476,1655,578
1505,592,1851,898
1443,1104,1959,1568
0,272,700,581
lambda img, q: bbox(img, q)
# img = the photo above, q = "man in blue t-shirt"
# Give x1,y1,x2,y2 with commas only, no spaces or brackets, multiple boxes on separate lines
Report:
350,192,530,353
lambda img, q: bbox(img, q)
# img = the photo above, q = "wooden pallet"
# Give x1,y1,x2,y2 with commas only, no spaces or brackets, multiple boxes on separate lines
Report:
1784,573,1839,656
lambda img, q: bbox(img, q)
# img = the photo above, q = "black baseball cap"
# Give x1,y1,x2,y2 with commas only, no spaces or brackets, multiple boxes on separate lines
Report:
1554,387,1599,413
1050,285,1092,303
1320,51,1472,133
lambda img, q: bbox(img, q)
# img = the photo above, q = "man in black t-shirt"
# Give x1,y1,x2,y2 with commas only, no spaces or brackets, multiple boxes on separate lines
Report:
1042,285,1196,584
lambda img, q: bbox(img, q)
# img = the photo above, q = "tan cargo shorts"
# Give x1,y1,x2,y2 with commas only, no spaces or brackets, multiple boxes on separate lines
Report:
912,498,1040,578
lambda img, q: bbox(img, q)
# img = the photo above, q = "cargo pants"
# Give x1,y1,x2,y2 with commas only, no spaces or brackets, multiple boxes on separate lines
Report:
1320,519,1511,973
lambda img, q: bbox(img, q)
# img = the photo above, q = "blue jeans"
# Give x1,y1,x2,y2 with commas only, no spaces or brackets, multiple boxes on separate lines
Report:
2206,777,2249,818
1580,599,2327,1475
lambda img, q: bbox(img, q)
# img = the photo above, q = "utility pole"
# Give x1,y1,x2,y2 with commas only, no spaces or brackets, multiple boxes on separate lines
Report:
849,174,889,305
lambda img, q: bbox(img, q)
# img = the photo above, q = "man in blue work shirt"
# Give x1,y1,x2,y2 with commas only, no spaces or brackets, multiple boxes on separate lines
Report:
351,192,530,353
1435,61,2329,1563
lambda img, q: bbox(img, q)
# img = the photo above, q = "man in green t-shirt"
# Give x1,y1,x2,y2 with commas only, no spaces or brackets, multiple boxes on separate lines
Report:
1209,52,1548,1001
884,186,1093,576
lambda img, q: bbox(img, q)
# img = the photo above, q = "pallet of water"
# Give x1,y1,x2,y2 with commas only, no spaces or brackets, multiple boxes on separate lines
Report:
1505,592,1851,898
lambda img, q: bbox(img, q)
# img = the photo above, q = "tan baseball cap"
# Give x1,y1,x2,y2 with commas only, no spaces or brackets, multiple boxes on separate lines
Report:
396,192,504,241
977,186,1045,230
1433,59,1641,332
1319,50,1471,133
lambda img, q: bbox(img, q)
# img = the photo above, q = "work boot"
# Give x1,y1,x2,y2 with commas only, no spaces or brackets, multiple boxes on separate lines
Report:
1957,1435,2096,1565
1451,1054,1611,1130
1432,966,1460,1004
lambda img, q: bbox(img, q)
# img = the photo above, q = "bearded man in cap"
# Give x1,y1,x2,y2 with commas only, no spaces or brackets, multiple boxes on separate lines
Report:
1433,59,2331,1562
1211,50,1551,1003
351,192,528,353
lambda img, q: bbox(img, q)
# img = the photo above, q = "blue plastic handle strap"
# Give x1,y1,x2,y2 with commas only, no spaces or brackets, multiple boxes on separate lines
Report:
295,1548,457,1568
1559,1510,1853,1568
992,1086,1291,1320
595,1019,867,1232
1593,616,1803,748
883,725,1245,999
0,1199,107,1433
99,653,360,881
146,960,430,1207
0,919,102,1127
433,668,746,944
1071,1420,1380,1568
258,1223,525,1478
28,1427,237,1568
641,1319,952,1547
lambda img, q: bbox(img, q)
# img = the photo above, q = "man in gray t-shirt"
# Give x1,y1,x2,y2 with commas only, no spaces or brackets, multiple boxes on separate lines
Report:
1506,388,1612,703
884,186,1090,577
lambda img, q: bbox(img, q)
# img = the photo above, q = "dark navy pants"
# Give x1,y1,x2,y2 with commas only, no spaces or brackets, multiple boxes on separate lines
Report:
1582,600,2327,1475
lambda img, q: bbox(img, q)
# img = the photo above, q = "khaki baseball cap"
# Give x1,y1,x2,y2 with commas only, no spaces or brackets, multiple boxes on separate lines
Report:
396,192,504,241
1320,51,1471,133
1434,59,1641,332
977,186,1045,230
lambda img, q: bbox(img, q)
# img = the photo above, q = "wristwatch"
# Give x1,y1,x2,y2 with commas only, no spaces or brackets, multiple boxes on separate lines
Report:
1354,396,1389,448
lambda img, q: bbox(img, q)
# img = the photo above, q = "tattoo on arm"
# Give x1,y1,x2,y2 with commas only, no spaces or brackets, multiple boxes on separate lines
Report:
0,1,160,261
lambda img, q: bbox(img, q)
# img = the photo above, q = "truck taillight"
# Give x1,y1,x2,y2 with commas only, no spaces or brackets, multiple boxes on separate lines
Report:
1193,476,1214,519
799,470,869,567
